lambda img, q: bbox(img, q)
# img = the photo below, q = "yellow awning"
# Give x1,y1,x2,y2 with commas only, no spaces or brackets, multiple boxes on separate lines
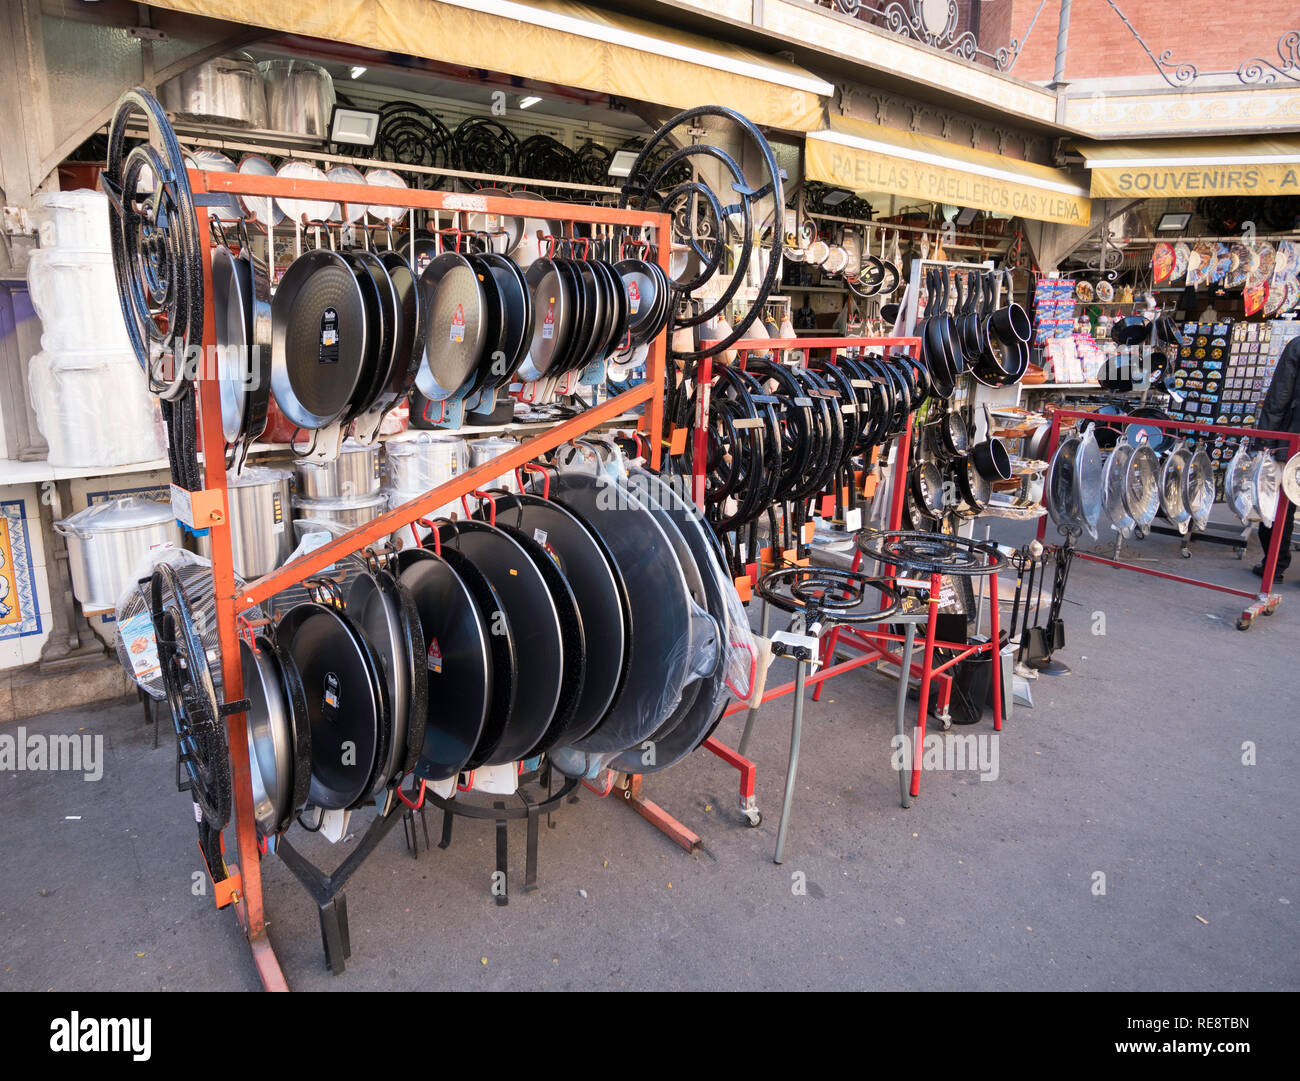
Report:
146,0,832,132
807,115,1091,227
1077,137,1300,199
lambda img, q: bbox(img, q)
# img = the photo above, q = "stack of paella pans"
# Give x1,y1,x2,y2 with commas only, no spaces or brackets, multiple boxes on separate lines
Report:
148,447,754,841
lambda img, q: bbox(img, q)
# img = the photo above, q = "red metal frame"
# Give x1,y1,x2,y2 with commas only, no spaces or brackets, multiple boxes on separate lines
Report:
187,167,673,989
1035,409,1299,627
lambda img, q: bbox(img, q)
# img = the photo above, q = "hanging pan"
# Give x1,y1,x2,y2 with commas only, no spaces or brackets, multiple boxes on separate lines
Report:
416,250,490,401
241,631,311,837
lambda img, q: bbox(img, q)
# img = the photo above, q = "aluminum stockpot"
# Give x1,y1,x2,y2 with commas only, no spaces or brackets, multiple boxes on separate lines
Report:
198,467,293,579
291,491,387,531
294,439,382,499
258,59,336,137
54,496,182,611
468,437,523,494
385,433,468,492
159,53,268,128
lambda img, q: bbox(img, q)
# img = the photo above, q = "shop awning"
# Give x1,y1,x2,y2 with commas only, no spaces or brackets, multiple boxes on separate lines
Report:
145,0,832,132
1078,137,1300,199
806,115,1091,227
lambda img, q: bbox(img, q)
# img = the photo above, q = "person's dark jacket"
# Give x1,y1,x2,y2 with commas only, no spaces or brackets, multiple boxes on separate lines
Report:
1259,336,1300,456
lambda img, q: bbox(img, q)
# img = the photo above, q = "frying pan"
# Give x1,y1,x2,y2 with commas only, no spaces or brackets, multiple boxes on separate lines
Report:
340,249,399,424
423,544,516,770
548,468,695,754
606,469,733,774
1124,443,1162,532
346,566,427,787
567,259,606,373
211,243,270,458
522,257,573,379
241,632,311,836
460,253,507,398
1101,442,1137,537
615,258,660,347
397,548,490,782
489,520,586,755
477,252,534,389
278,600,390,810
1158,441,1193,533
270,248,368,431
491,490,629,743
416,251,489,401
371,249,427,410
435,519,563,765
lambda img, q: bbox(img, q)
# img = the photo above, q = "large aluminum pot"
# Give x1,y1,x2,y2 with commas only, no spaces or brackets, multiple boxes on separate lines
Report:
159,54,268,128
54,496,182,611
28,350,166,468
198,467,293,578
291,491,387,530
468,437,522,494
258,59,335,137
385,433,468,491
294,440,382,499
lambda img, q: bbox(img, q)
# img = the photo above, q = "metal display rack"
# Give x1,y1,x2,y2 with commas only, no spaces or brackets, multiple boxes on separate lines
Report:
184,166,672,990
1035,410,1300,630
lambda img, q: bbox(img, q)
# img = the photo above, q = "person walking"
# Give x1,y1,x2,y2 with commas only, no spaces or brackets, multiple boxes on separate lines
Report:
1256,334,1300,582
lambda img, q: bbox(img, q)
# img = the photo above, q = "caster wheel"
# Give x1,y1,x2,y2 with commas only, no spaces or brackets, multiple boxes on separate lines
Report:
938,716,953,731
1236,616,1251,631
1180,548,1192,559
744,811,762,828
1234,547,1245,561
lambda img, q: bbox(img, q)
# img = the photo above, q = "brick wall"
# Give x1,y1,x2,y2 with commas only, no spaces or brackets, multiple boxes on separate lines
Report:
1004,0,1300,83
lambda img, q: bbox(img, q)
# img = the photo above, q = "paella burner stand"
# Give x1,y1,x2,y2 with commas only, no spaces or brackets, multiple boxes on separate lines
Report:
183,167,675,989
1037,410,1299,631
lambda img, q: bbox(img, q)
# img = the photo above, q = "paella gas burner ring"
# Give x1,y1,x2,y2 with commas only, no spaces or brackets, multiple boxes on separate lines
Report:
854,529,1006,578
757,565,902,625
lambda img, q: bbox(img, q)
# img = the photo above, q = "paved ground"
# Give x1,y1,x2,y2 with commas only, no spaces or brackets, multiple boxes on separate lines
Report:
2,522,1296,992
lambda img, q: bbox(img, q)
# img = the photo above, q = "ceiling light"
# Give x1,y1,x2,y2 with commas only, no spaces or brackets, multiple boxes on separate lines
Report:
821,189,851,207
349,66,367,79
519,95,542,110
1157,211,1192,232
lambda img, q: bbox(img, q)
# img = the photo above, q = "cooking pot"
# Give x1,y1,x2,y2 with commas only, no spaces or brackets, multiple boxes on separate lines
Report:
197,467,292,578
55,496,182,610
31,190,111,251
291,491,387,530
258,59,335,137
160,53,267,128
468,437,523,494
294,439,382,499
385,433,468,491
26,249,131,351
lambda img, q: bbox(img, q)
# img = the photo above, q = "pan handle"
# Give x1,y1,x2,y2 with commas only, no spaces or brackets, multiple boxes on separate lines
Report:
517,462,553,500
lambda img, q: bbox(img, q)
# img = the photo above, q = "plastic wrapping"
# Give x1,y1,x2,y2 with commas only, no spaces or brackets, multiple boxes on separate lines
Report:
28,350,166,467
26,249,132,351
385,433,468,491
159,53,267,128
31,190,111,251
112,548,261,700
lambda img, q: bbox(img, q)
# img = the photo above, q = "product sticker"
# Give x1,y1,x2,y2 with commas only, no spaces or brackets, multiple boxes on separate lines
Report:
271,491,285,535
844,508,862,531
627,280,641,314
324,671,340,710
450,303,466,344
320,307,340,363
119,611,160,680
426,638,443,674
542,300,555,339
532,528,548,547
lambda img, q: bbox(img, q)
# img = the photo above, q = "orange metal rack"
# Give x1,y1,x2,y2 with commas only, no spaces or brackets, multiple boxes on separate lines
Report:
185,167,672,990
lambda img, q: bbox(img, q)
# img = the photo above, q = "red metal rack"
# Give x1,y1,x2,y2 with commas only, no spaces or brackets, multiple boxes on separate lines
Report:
1035,409,1299,630
186,167,673,989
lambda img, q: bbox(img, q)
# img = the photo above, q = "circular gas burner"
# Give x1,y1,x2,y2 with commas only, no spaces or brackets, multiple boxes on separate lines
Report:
855,529,1005,577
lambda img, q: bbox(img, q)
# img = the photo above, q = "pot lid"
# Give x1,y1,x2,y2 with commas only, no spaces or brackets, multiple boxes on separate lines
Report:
58,495,174,534
227,465,292,488
291,491,388,510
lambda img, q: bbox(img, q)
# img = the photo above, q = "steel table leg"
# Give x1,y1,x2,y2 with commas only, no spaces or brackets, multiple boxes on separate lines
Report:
989,571,1003,732
773,657,808,865
738,599,771,756
909,573,943,800
896,621,917,809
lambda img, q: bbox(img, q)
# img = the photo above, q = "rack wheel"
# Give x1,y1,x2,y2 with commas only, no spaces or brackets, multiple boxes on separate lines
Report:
1233,545,1245,560
743,809,762,828
1180,547,1192,559
1236,615,1252,631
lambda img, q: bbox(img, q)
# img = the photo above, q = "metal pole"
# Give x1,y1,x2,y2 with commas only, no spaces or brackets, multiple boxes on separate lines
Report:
896,622,917,809
1051,0,1073,87
738,599,771,756
773,657,808,865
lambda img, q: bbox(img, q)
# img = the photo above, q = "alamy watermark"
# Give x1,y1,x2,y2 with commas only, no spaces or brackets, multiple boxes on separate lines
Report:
0,726,104,781
890,731,999,782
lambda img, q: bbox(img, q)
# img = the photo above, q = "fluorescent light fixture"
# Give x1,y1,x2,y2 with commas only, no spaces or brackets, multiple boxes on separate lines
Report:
518,95,542,109
329,106,381,147
349,65,367,79
1157,211,1192,232
608,149,640,179
808,129,1091,198
432,0,835,98
955,206,979,226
